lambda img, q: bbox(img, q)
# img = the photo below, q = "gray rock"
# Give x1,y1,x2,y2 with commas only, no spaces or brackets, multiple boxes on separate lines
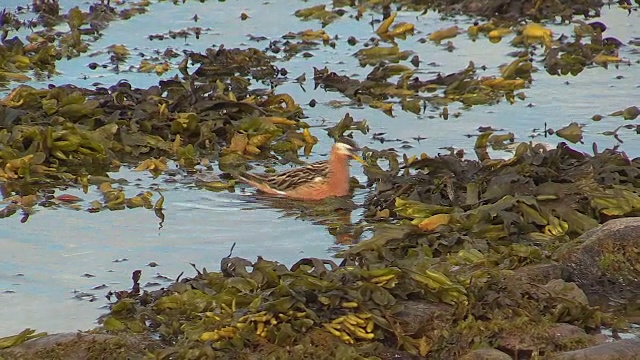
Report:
509,263,571,285
543,279,589,306
460,348,512,360
394,300,454,335
550,337,640,360
548,323,588,341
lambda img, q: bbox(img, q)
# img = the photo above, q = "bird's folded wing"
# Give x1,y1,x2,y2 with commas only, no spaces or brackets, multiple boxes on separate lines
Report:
239,161,329,191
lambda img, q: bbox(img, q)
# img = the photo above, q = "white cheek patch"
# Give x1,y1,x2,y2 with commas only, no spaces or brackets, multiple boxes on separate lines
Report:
312,177,323,183
334,143,354,155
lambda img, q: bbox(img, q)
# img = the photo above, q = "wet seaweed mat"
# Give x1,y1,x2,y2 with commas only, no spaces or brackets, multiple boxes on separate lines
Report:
92,254,603,359
44,142,637,359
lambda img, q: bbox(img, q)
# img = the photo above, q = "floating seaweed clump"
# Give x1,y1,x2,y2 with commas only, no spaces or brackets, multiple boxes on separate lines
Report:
0,1,163,87
0,45,315,219
362,141,640,250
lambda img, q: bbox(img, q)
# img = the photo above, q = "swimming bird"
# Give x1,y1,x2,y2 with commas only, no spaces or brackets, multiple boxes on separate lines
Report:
238,139,363,201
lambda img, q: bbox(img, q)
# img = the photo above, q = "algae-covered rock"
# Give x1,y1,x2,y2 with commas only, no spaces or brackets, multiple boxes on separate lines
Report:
547,323,599,352
393,300,454,336
0,332,159,360
441,0,603,21
508,263,571,285
554,218,640,309
460,347,512,360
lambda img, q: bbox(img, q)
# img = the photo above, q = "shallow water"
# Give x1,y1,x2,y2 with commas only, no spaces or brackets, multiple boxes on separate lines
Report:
1,0,639,336
1,164,367,335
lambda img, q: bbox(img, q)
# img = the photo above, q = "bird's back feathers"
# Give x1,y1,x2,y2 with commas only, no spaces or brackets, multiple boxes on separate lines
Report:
238,160,330,192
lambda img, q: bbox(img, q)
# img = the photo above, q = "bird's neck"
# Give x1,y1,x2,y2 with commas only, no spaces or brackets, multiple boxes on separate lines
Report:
327,152,350,195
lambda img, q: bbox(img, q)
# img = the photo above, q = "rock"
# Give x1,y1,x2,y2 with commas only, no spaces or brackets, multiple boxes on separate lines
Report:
460,348,512,360
493,321,599,357
592,333,609,345
547,323,599,350
549,337,640,360
543,279,589,306
547,323,588,341
509,263,571,284
394,300,454,335
377,349,422,360
496,330,540,357
553,218,640,308
0,332,159,359
492,318,595,358
447,0,603,21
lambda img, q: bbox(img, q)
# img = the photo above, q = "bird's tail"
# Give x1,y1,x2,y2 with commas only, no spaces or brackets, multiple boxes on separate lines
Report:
236,171,264,184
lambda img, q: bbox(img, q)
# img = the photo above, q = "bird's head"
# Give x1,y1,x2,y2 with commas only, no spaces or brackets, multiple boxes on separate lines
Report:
333,138,365,164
